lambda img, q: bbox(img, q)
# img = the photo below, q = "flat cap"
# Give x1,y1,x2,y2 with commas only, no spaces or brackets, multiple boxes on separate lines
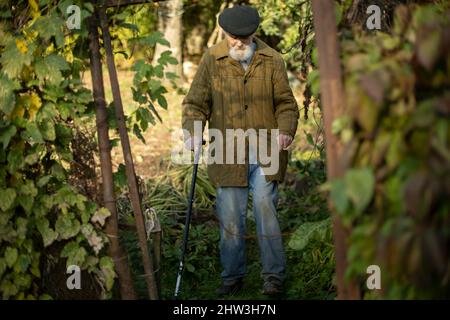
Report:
218,5,260,37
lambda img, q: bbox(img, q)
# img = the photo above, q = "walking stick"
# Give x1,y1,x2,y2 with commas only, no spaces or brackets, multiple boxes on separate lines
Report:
174,139,204,298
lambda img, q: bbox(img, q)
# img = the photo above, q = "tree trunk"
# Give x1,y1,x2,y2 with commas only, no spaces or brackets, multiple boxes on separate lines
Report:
153,0,183,82
98,8,159,300
87,16,137,300
311,0,360,300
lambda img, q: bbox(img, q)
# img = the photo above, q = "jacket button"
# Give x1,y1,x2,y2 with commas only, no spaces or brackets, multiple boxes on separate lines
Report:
244,79,247,84
244,105,248,110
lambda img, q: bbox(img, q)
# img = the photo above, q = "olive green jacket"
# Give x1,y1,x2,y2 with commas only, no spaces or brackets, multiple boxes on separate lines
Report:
182,37,299,187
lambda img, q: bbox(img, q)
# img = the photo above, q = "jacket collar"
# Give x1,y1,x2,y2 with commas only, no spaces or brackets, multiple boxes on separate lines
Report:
211,37,273,60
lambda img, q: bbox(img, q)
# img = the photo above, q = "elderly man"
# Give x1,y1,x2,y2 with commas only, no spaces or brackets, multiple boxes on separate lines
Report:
182,5,299,296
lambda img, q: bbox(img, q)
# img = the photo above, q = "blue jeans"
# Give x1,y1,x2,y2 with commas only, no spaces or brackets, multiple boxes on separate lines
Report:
215,164,286,285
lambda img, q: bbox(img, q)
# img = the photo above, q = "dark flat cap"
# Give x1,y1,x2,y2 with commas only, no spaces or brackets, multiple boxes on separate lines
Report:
218,5,260,37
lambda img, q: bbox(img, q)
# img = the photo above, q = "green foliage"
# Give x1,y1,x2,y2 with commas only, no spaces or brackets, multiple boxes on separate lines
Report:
165,164,216,210
333,3,450,299
254,0,313,71
281,159,335,299
0,0,117,299
128,45,178,142
254,0,326,163
117,164,218,299
102,6,178,145
289,218,331,251
107,2,158,61
34,54,70,86
118,158,335,299
327,167,375,225
0,0,177,298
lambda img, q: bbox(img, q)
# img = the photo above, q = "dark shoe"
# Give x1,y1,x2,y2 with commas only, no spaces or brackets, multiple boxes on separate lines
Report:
216,278,243,296
262,279,283,296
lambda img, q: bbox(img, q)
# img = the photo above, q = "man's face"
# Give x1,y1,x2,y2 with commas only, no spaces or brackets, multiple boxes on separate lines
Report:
224,31,255,61
224,32,254,49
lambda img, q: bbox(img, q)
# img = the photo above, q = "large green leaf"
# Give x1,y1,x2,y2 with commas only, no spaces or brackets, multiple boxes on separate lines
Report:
39,120,56,141
37,175,52,188
0,280,18,299
0,74,20,114
61,241,87,267
17,180,38,213
153,65,164,78
157,95,168,110
55,213,81,240
113,163,128,189
17,195,34,214
4,247,18,267
19,180,38,197
22,122,44,144
0,125,17,150
344,168,375,214
288,218,331,251
0,39,35,79
99,257,116,291
0,188,16,211
14,254,31,273
138,31,170,47
90,207,111,227
330,179,349,214
157,50,178,66
31,15,65,47
35,54,70,85
6,147,25,174
36,218,58,247
36,102,58,121
24,144,45,165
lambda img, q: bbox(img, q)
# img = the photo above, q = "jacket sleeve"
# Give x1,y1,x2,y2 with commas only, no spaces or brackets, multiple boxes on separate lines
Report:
182,52,212,138
272,55,299,138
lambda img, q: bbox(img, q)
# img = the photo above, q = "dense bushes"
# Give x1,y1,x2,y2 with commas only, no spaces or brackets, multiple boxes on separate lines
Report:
331,3,450,298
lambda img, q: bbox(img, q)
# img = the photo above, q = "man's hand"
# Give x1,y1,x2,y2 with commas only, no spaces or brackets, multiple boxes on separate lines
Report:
278,133,293,151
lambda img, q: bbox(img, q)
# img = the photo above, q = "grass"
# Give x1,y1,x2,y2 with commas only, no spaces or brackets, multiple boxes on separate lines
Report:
119,158,336,300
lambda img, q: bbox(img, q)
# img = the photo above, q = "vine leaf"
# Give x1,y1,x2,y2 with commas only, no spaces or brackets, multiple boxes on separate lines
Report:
0,74,20,114
55,213,81,240
345,167,375,214
91,207,111,227
36,218,58,247
0,39,35,79
35,54,70,86
0,126,17,150
23,122,44,144
289,218,331,251
4,247,18,268
0,188,17,211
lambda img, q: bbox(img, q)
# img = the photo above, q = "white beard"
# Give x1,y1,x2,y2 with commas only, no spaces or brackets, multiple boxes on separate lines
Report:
229,42,256,62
